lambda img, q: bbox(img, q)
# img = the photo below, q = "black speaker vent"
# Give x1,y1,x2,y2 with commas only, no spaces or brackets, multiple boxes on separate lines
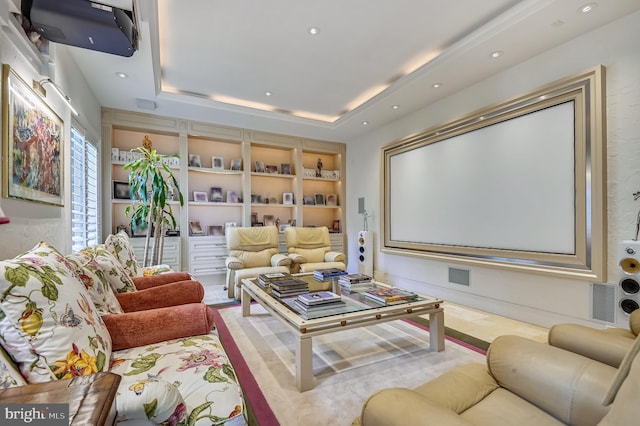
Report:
620,278,640,294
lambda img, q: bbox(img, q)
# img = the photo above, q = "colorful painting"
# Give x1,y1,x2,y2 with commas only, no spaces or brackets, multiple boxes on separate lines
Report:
3,64,64,206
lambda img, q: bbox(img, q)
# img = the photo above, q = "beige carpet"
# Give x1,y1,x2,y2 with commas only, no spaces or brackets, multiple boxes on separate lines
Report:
216,304,486,426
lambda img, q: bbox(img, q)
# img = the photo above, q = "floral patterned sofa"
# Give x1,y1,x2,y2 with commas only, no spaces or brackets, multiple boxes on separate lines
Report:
0,234,246,425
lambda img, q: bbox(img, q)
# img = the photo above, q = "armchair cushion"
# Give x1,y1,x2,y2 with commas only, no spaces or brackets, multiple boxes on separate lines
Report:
104,232,143,278
288,252,306,264
291,247,328,263
225,256,244,270
271,253,291,267
116,378,186,424
229,248,279,269
115,280,204,312
131,271,193,290
0,242,112,383
325,251,346,263
102,303,214,351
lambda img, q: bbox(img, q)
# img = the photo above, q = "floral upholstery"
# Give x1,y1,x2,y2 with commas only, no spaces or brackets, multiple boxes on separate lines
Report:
0,242,112,383
111,335,245,425
142,264,173,276
0,345,26,389
105,232,144,278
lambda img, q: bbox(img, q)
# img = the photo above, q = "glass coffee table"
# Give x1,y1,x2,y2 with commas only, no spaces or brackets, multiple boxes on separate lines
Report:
241,273,444,391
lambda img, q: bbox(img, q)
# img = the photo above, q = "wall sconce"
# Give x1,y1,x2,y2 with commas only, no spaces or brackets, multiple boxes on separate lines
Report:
32,78,79,116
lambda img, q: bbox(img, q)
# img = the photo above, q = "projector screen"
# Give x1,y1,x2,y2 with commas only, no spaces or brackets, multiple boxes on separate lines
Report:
382,67,607,280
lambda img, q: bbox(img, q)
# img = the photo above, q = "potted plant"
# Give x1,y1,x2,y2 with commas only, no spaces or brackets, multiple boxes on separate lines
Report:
124,145,184,267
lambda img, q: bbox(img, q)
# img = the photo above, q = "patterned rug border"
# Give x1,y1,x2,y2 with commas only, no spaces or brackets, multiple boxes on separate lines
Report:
211,303,489,425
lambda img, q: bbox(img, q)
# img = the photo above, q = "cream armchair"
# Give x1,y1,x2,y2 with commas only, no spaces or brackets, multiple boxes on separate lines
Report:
225,225,291,299
284,226,346,273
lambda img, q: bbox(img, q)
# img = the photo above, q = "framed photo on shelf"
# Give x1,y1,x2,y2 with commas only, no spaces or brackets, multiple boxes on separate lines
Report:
210,187,223,202
230,159,242,171
251,212,258,225
209,225,224,236
226,190,239,203
332,219,341,232
189,221,204,235
303,195,315,205
254,161,265,173
283,192,294,205
265,164,278,174
281,163,291,175
279,223,291,233
189,154,202,167
3,64,64,206
193,191,208,202
211,156,224,170
263,215,275,226
326,193,337,206
113,181,131,200
314,193,325,205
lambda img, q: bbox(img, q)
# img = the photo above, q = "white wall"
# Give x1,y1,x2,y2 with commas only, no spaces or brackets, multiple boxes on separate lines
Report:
345,11,640,328
0,4,101,259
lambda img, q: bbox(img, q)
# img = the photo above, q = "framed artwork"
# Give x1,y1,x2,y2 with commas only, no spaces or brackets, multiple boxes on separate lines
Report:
210,187,223,202
189,153,202,167
113,181,131,200
209,225,224,236
2,64,64,206
283,192,294,205
227,190,239,203
193,191,208,202
326,193,337,206
263,215,275,226
189,220,204,235
314,193,325,205
332,219,341,232
279,223,291,233
255,161,265,173
212,156,224,170
230,159,242,171
303,195,315,205
265,164,278,174
251,212,258,225
281,163,291,175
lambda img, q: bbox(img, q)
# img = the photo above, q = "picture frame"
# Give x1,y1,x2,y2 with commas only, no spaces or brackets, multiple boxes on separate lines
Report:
283,192,294,205
265,164,278,174
279,223,291,233
303,195,315,205
189,153,202,167
326,193,337,206
211,156,224,170
226,190,239,203
332,219,341,232
281,163,291,175
132,221,150,237
210,187,223,202
251,212,258,225
230,158,242,171
314,193,325,205
209,225,224,236
189,220,204,235
263,215,275,226
2,64,64,206
113,181,131,200
193,191,208,202
255,161,265,173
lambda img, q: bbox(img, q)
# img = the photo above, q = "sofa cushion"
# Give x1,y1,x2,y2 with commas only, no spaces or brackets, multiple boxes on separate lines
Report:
104,232,143,278
599,335,640,425
603,335,640,405
110,334,245,425
0,345,26,389
116,378,186,424
66,246,131,314
0,242,112,383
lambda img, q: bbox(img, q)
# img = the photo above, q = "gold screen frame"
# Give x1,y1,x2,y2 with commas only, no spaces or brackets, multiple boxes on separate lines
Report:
381,66,607,281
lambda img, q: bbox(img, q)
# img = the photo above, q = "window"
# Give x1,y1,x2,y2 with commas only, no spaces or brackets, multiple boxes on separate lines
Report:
70,126,100,252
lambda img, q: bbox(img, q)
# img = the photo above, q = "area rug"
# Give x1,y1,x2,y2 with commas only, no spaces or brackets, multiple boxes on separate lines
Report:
213,304,486,426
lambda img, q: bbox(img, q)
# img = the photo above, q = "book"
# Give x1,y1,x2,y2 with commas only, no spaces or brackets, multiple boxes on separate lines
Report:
293,300,347,319
364,287,418,305
272,288,309,298
258,272,292,284
338,273,372,284
297,291,342,306
270,278,309,291
313,268,348,281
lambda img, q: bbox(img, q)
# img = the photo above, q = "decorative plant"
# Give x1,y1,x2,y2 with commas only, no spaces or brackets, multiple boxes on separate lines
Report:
124,145,184,266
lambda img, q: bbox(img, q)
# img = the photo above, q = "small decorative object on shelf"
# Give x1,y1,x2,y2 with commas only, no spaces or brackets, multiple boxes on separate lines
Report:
209,225,224,236
316,157,323,177
255,161,265,173
281,163,291,175
303,195,315,205
210,187,223,202
265,164,278,174
212,156,224,170
143,135,152,149
227,190,239,203
189,220,204,235
230,159,242,171
193,191,208,202
283,192,294,205
263,215,275,226
189,154,202,167
326,194,337,206
314,193,325,205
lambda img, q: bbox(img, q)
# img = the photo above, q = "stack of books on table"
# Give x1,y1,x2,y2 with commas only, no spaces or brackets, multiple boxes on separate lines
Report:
293,291,346,320
257,272,292,288
270,278,309,298
338,273,373,293
364,287,418,305
313,268,348,281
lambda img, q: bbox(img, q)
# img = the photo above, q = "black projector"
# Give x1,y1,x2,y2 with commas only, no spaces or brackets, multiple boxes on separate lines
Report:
24,0,137,57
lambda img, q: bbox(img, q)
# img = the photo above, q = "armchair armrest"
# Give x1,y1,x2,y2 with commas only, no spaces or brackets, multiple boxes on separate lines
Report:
487,335,614,425
288,253,306,264
271,253,292,267
116,280,204,312
132,272,193,290
225,256,244,270
548,323,634,367
324,251,345,263
103,304,214,351
360,388,474,426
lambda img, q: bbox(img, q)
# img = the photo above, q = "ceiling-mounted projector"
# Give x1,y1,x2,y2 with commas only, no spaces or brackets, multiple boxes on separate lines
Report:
22,0,137,57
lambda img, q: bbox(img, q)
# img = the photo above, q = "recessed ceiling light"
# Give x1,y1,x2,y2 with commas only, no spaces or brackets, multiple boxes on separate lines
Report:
433,82,442,88
115,72,128,78
490,50,503,59
265,91,272,96
308,26,320,35
362,121,369,126
579,3,597,13
391,105,399,110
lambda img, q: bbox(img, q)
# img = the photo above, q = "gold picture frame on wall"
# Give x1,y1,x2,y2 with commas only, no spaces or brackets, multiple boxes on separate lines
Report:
2,64,64,206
